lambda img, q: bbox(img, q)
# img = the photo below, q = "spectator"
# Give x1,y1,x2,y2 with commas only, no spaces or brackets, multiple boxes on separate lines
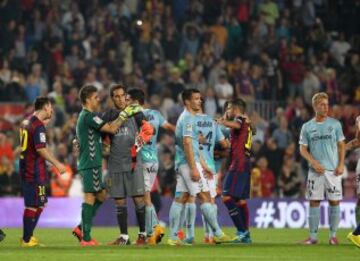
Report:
272,116,293,151
278,156,302,198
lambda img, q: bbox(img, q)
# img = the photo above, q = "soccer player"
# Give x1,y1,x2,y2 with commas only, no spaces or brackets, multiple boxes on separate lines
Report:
19,96,67,247
103,87,153,246
346,115,360,247
217,98,253,243
299,92,345,245
196,109,229,244
75,85,140,246
167,88,230,246
136,90,176,244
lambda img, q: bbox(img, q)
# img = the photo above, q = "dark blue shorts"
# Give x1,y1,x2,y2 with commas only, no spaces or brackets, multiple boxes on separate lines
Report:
22,182,48,207
222,171,250,199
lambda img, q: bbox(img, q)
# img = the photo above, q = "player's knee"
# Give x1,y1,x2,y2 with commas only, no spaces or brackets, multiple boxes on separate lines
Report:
197,192,210,204
328,200,339,206
309,200,320,207
115,198,126,206
236,199,247,206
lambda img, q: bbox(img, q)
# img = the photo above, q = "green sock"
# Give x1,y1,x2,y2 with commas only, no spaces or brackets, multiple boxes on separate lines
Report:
356,205,360,226
92,199,103,218
82,203,94,241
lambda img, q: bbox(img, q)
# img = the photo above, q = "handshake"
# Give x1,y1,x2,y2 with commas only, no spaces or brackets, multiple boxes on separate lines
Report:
118,104,143,122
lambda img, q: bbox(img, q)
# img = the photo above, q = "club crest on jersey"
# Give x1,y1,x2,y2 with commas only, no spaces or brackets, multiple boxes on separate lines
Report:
185,123,193,132
40,132,46,143
328,126,333,132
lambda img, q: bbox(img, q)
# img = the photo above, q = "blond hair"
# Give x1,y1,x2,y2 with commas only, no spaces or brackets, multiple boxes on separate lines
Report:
312,92,328,106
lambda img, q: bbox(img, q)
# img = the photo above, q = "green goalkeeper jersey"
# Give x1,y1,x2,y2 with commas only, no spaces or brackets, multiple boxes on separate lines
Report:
76,109,105,170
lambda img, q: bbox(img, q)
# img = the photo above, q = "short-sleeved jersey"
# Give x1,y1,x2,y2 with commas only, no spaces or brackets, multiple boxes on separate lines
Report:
195,114,225,174
175,109,200,168
299,117,345,171
141,109,166,163
229,116,252,173
19,115,47,183
76,109,105,170
100,109,146,172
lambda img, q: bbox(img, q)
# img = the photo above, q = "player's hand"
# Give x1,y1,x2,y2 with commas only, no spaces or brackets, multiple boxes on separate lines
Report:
356,116,360,131
118,104,142,122
216,117,225,125
198,133,206,144
311,160,325,175
190,167,201,182
335,164,344,176
203,167,214,180
135,135,145,152
56,163,67,175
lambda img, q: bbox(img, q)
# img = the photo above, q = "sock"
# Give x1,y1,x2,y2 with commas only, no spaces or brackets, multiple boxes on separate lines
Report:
223,198,245,232
135,202,146,233
185,203,196,240
209,204,218,237
116,205,128,235
309,207,320,240
356,205,360,226
169,201,184,240
81,203,94,242
200,203,222,237
353,224,360,236
33,208,43,230
23,209,37,242
92,199,103,218
237,202,249,231
145,206,153,235
328,205,340,238
179,205,186,230
77,199,103,229
151,205,159,228
202,213,210,238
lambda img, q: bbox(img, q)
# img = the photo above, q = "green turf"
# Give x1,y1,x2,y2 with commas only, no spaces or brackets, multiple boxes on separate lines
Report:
0,227,357,260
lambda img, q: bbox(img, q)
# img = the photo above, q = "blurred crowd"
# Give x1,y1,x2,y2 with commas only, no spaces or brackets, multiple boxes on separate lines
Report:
0,0,359,199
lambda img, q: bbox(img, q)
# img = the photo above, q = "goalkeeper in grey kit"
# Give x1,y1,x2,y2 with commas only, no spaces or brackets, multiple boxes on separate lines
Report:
101,85,154,245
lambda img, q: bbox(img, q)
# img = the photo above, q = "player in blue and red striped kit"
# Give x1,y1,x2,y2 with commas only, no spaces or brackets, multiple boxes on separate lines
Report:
216,98,253,243
19,97,66,247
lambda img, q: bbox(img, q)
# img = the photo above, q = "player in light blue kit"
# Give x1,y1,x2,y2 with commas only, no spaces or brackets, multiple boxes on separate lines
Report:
137,90,176,245
197,110,229,244
167,89,230,245
299,92,345,245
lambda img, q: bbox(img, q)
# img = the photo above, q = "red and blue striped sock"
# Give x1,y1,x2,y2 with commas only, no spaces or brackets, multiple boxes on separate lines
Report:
223,198,245,233
23,208,37,242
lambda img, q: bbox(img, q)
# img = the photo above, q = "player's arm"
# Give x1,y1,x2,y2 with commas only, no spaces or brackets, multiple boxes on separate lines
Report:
184,136,200,181
162,122,176,133
33,125,66,173
199,153,213,178
218,139,230,149
37,148,66,173
335,121,346,176
100,105,143,134
299,144,325,174
216,118,241,129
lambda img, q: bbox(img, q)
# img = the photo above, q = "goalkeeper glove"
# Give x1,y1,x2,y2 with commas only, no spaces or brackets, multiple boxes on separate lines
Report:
118,104,142,121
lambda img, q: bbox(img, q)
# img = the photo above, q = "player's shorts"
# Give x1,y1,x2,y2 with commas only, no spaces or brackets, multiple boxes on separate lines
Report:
22,182,48,207
207,175,217,198
106,169,145,198
306,169,342,201
143,162,159,192
175,162,209,197
222,171,250,199
79,167,105,193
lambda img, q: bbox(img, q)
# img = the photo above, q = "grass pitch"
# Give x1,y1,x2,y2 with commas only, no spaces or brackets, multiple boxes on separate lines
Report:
0,227,357,260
